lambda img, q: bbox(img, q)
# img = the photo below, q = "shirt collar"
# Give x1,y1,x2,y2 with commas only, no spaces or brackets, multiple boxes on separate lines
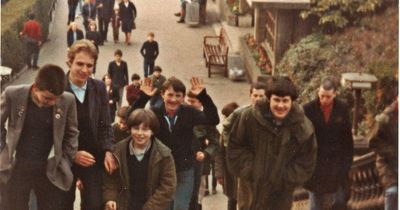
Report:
129,138,152,156
69,80,87,91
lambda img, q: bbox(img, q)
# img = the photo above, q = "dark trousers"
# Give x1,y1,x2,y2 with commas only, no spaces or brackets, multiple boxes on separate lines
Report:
6,160,68,210
66,165,104,210
98,17,110,42
112,26,119,41
26,42,40,67
143,60,155,78
228,198,237,210
68,2,78,25
205,160,217,190
190,161,204,210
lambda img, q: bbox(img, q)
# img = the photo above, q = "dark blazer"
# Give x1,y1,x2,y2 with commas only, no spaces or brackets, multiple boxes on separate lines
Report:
67,29,84,47
303,98,354,193
128,90,220,172
0,85,79,191
107,85,120,115
107,61,129,88
65,77,114,154
119,1,137,21
82,3,97,23
86,31,102,50
97,0,114,19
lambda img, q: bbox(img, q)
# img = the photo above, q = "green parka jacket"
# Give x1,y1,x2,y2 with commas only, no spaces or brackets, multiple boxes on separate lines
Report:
227,101,317,210
103,137,177,210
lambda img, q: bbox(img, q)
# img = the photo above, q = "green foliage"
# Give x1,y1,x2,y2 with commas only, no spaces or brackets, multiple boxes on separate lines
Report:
300,0,384,29
1,0,53,73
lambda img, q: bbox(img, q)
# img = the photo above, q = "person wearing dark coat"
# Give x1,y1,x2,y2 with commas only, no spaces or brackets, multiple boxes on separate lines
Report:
96,0,114,43
67,22,84,48
108,49,129,108
140,32,159,78
119,0,136,45
303,78,354,210
103,74,120,122
82,0,97,31
68,0,79,25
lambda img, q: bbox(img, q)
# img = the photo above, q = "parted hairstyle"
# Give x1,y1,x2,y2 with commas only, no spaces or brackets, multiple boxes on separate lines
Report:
35,64,66,96
266,76,298,101
161,77,186,95
127,109,160,133
67,39,98,65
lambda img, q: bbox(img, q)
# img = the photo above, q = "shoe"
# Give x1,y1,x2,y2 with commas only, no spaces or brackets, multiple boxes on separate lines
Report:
174,12,181,17
212,189,217,194
177,19,185,23
204,190,210,196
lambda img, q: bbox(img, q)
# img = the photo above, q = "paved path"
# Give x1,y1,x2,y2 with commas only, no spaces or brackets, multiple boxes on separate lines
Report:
8,0,251,209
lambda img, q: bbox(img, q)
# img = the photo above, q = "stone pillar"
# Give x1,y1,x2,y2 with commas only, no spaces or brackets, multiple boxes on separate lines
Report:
254,7,266,44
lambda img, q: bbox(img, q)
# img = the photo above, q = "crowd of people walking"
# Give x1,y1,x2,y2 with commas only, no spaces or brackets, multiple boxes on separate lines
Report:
1,0,397,210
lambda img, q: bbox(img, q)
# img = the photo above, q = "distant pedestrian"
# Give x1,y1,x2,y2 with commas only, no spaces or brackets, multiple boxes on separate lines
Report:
108,49,129,108
0,64,79,210
303,77,353,210
96,0,114,43
67,22,84,48
199,0,207,24
104,108,177,210
19,13,42,70
140,32,159,78
86,21,102,51
82,0,97,31
111,7,121,43
176,0,186,23
227,76,317,210
119,0,137,45
112,106,131,143
149,66,166,107
126,73,141,106
103,74,120,122
68,0,79,25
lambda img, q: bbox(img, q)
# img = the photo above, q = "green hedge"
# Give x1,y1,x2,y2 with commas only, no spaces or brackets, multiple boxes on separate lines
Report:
1,0,53,73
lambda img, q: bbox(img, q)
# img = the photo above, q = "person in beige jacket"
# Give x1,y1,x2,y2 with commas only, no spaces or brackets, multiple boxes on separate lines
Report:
103,108,177,210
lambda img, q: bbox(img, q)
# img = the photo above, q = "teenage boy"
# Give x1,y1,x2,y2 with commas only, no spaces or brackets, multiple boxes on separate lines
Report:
149,66,166,108
0,64,79,210
65,39,116,210
112,106,131,143
140,32,159,78
108,49,129,108
227,76,317,210
126,73,141,106
128,76,219,210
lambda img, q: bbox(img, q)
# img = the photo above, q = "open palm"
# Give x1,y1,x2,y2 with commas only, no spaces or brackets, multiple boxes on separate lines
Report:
190,77,205,96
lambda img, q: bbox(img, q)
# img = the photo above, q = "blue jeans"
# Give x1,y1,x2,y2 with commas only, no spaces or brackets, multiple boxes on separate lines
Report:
309,185,346,210
385,186,398,210
172,168,194,210
143,60,155,78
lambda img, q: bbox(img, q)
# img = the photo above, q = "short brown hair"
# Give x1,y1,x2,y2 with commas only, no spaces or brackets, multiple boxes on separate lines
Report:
186,90,197,98
117,106,129,118
148,32,155,37
250,82,267,94
35,64,66,96
67,39,98,65
127,109,160,133
161,77,186,95
114,49,123,56
221,102,239,117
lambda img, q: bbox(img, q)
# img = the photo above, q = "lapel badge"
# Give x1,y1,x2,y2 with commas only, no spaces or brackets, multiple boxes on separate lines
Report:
55,108,63,119
18,106,25,117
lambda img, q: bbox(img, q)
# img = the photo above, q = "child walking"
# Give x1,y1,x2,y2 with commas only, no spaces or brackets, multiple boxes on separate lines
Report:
140,32,159,78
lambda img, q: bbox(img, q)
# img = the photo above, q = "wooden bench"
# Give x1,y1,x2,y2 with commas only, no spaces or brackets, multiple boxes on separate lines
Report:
203,28,229,78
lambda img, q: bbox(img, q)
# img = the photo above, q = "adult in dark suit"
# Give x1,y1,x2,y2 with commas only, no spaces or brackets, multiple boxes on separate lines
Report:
0,65,79,210
67,22,84,48
119,0,136,45
64,39,116,210
81,0,97,31
68,0,79,25
96,0,114,42
303,77,354,210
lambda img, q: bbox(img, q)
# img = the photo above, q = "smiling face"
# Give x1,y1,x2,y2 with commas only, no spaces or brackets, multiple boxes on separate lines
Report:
269,94,292,120
131,123,153,149
161,87,184,115
68,51,95,87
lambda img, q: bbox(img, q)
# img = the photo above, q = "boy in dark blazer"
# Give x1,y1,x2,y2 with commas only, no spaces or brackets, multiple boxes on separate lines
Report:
108,49,129,108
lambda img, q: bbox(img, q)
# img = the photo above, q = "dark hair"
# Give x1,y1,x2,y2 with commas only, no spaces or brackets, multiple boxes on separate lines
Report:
161,77,186,95
131,73,140,81
114,49,123,56
28,13,35,20
35,64,66,96
250,82,267,94
221,102,239,117
127,109,160,133
186,90,197,98
321,77,337,91
266,76,298,101
154,66,162,72
102,74,111,82
117,106,129,118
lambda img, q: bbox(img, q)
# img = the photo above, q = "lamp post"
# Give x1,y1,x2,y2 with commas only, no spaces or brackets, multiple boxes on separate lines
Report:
340,73,378,135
